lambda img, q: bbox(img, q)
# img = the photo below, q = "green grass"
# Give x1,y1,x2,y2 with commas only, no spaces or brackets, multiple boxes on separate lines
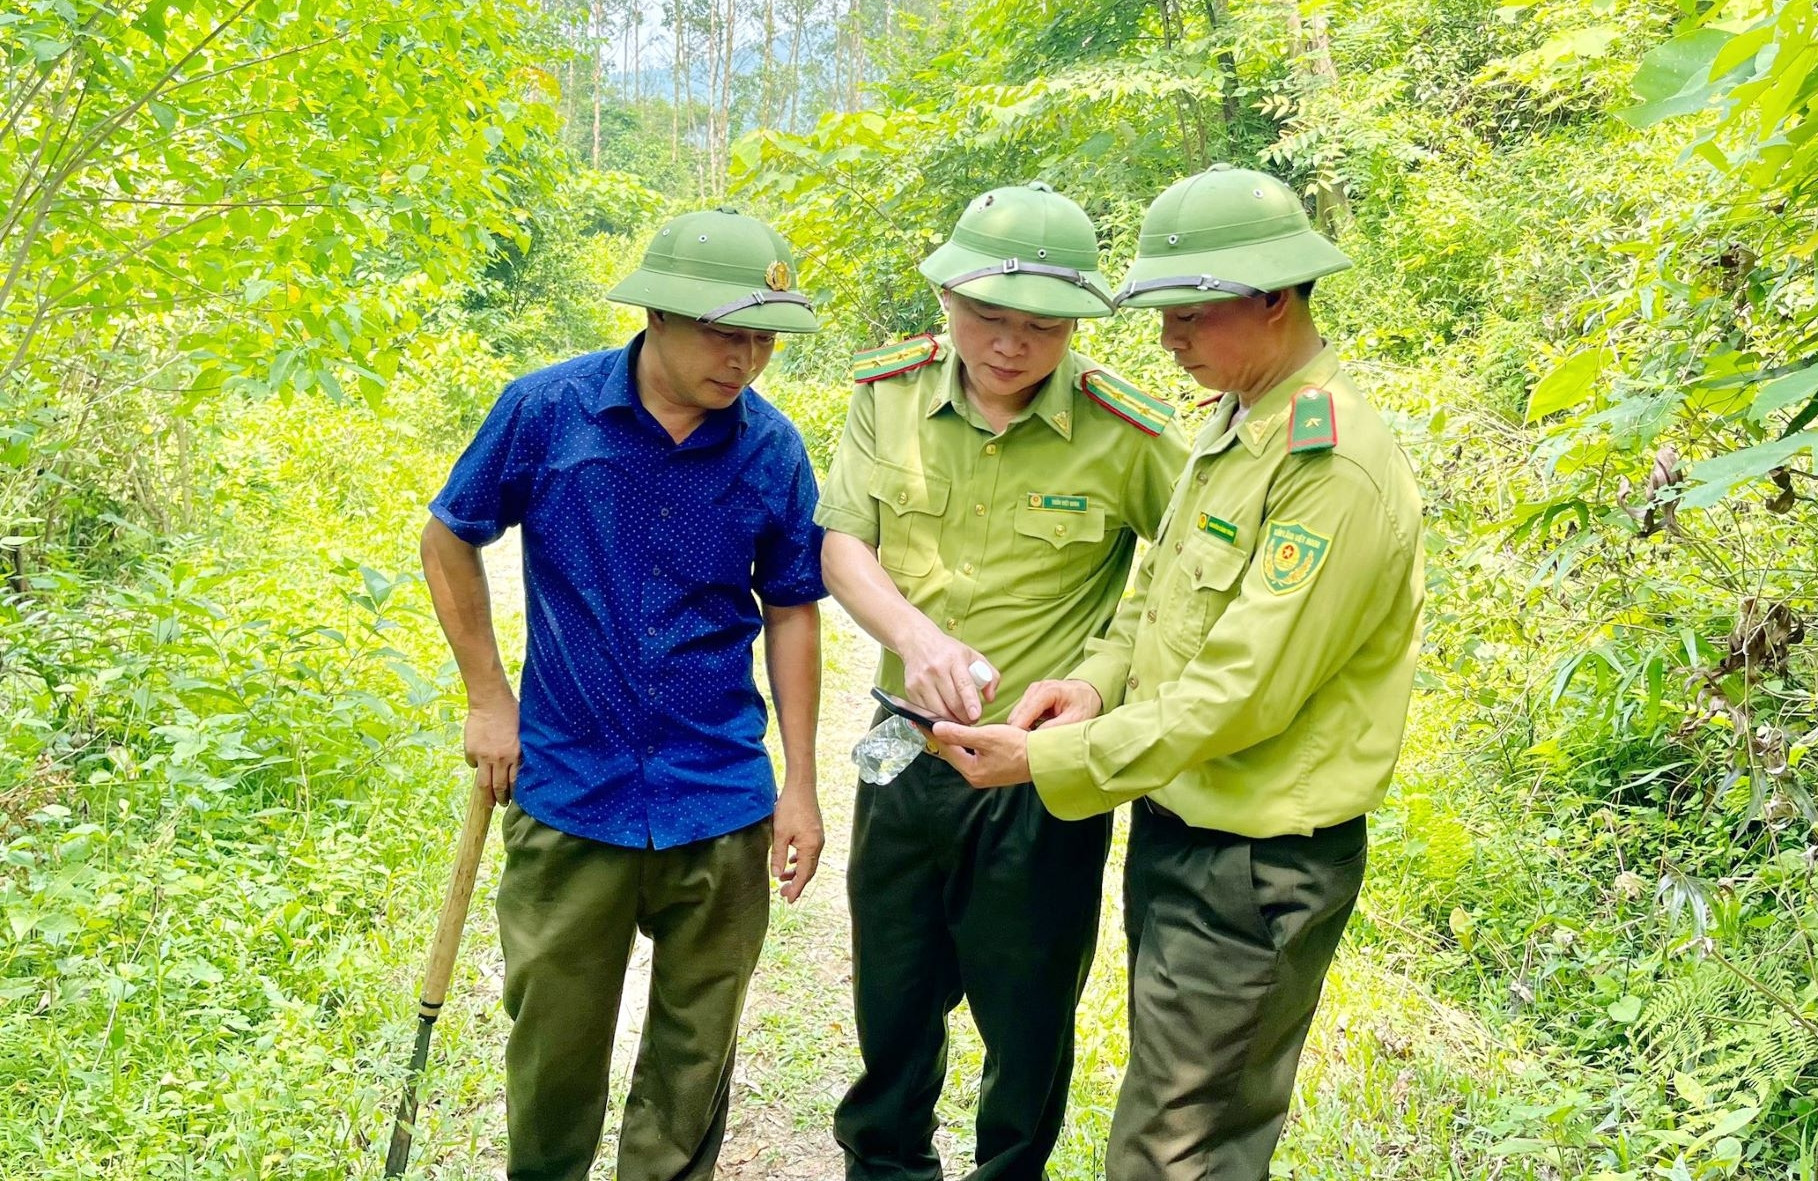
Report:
0,376,1583,1180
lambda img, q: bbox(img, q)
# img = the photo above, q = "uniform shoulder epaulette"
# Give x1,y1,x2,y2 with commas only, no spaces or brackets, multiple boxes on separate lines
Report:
1080,368,1176,437
1287,385,1338,453
852,334,940,384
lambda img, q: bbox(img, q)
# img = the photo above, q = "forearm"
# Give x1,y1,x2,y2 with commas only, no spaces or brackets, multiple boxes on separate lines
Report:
821,529,940,658
419,517,515,707
762,600,821,793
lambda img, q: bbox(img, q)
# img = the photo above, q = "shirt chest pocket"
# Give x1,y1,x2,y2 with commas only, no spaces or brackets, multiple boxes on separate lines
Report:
869,462,950,580
1160,530,1248,656
1006,500,1109,599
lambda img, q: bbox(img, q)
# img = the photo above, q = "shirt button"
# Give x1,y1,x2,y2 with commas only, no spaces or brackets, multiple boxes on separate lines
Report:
1196,473,1208,485
945,617,958,631
1194,565,1203,579
897,491,908,505
647,626,657,636
1127,675,1139,689
646,745,655,755
652,565,662,577
1174,540,1183,553
962,562,975,575
1146,609,1156,623
660,506,672,517
1053,525,1066,537
973,503,985,516
984,443,998,455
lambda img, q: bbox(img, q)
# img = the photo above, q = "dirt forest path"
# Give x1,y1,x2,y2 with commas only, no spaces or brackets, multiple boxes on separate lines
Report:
408,531,1532,1180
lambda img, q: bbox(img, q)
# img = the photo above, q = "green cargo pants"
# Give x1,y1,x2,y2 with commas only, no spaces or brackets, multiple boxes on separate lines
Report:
835,747,1112,1181
496,804,772,1181
1109,801,1367,1181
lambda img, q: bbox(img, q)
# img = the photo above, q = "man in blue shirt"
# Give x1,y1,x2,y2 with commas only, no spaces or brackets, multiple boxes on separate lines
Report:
420,209,826,1181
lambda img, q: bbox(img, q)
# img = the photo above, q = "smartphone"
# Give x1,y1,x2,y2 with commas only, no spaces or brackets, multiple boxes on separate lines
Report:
870,687,960,729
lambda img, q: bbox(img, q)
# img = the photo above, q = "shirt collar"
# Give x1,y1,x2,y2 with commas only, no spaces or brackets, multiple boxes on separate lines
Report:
923,337,1078,440
599,330,750,445
1195,343,1340,458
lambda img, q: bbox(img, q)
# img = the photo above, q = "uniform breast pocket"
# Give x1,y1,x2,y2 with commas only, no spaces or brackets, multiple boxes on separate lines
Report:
869,463,950,580
1159,531,1248,656
1007,500,1109,599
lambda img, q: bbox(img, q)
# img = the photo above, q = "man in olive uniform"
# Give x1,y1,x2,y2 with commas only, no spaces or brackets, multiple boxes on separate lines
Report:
934,165,1425,1181
817,182,1190,1180
420,209,827,1181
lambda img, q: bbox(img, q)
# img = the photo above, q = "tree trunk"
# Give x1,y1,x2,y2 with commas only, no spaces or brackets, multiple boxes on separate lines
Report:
590,0,603,169
671,0,683,162
719,0,734,187
1200,0,1241,134
761,0,776,126
1303,9,1350,232
786,2,802,127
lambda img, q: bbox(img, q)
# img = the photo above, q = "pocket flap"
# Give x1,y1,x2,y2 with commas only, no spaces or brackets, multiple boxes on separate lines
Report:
1185,532,1247,591
1013,499,1106,549
869,462,950,516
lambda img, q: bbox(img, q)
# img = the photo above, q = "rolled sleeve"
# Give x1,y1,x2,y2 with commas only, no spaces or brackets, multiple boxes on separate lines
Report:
428,382,540,546
755,443,828,607
813,383,882,545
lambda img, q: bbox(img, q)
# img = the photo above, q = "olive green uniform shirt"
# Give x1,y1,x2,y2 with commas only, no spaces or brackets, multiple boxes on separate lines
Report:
1026,347,1424,836
815,339,1190,725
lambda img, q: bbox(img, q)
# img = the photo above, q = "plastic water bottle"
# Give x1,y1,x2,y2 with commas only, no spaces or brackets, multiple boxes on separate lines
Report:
853,659,994,785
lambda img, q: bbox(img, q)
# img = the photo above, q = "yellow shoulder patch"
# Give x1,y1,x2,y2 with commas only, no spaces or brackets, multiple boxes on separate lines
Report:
1080,369,1176,436
852,335,940,384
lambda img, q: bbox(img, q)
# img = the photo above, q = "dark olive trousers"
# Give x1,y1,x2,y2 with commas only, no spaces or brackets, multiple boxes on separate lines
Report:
835,752,1112,1181
496,805,772,1181
1109,802,1367,1181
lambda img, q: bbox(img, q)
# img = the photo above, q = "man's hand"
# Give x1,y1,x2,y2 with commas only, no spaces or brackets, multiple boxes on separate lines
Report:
465,697,521,806
930,722,1031,788
1007,679,1103,730
899,628,999,723
771,784,824,903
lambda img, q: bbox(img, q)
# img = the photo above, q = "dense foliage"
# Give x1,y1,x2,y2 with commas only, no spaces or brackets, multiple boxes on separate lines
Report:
3,0,1814,1177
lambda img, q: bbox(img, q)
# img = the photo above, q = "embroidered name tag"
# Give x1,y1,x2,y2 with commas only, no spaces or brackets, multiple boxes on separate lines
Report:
1028,494,1089,513
1196,513,1239,544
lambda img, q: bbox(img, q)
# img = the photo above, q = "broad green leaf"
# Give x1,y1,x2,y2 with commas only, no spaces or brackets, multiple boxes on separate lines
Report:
1525,348,1610,421
1622,29,1739,127
1608,995,1643,1023
1679,431,1817,508
1749,364,1818,423
1709,20,1776,79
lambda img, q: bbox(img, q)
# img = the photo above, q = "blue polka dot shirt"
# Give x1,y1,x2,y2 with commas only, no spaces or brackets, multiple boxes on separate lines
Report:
429,334,826,849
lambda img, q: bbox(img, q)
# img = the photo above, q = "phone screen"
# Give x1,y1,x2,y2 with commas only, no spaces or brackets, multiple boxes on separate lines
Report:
870,687,959,729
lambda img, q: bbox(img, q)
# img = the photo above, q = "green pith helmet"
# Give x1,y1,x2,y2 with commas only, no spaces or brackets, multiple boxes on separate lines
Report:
918,182,1114,319
606,208,819,333
1115,165,1352,309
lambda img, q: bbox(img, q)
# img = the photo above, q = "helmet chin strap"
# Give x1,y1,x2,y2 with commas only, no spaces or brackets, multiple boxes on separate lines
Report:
1113,274,1264,308
941,257,1114,311
696,289,816,324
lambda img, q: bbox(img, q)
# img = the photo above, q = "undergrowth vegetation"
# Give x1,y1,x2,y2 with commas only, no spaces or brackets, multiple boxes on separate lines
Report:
2,0,1815,1177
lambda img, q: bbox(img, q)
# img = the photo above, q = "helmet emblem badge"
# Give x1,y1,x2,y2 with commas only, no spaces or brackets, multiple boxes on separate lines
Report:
765,261,791,291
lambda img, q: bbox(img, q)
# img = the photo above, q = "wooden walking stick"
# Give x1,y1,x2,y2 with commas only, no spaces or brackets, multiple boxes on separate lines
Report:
384,778,497,1177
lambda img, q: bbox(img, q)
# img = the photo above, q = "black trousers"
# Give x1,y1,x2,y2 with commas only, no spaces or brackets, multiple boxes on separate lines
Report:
1110,801,1367,1181
835,750,1112,1181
